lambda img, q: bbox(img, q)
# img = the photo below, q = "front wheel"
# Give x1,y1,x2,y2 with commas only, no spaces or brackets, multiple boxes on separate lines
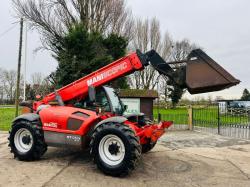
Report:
8,120,47,161
90,123,141,176
142,141,156,153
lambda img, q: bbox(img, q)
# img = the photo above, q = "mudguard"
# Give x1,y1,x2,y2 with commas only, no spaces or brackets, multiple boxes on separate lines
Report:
12,113,40,123
95,116,127,129
123,113,144,119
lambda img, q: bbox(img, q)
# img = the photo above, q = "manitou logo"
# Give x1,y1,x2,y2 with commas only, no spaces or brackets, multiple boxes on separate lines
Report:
87,62,128,86
44,122,58,128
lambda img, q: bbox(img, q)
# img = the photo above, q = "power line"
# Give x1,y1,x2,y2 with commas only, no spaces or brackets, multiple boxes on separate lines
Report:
0,23,18,39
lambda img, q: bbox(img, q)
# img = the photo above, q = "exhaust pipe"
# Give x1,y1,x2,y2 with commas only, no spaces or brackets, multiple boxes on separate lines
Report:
142,49,240,94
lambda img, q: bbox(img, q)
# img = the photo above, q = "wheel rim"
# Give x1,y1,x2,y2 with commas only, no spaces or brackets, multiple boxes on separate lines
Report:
14,128,33,153
99,134,125,166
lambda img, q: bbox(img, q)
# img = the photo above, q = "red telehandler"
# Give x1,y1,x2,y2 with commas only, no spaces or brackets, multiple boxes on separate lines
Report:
8,49,239,176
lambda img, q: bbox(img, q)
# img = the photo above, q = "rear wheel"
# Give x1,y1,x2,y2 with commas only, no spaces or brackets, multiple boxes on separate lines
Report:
90,123,141,176
8,120,47,161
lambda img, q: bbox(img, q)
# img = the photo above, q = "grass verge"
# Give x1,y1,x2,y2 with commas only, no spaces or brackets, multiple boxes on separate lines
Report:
0,107,20,131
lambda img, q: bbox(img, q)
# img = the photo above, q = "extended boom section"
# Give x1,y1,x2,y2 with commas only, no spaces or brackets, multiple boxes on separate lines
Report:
34,49,240,110
33,49,240,110
35,52,146,109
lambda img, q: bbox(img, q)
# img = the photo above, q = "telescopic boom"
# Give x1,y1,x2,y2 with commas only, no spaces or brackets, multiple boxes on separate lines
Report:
34,49,240,110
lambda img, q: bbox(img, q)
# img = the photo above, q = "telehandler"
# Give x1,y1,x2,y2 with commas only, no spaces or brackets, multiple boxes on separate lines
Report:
9,49,239,176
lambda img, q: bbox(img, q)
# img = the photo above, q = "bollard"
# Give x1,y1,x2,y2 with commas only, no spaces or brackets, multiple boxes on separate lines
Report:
158,113,161,123
188,106,193,130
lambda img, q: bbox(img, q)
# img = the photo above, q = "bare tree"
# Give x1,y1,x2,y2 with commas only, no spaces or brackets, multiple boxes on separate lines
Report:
160,39,198,107
13,0,134,54
2,70,17,102
0,68,3,80
0,68,5,104
31,72,44,86
27,72,53,98
128,18,172,90
0,68,26,104
171,39,198,61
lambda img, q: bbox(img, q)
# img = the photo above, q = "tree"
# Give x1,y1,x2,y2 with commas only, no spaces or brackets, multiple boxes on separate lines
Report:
25,73,54,100
55,24,129,88
241,89,250,101
166,39,198,108
13,0,131,89
0,68,4,104
0,69,24,104
129,18,172,90
2,70,17,103
103,34,129,89
13,0,134,54
25,84,36,100
171,39,197,61
128,18,199,107
31,72,43,86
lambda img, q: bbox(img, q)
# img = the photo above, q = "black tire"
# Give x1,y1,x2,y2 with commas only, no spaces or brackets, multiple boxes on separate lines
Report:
90,123,141,177
8,120,47,161
141,140,156,153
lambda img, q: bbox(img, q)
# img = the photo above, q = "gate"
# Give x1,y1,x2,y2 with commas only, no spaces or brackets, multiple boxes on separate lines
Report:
193,104,250,139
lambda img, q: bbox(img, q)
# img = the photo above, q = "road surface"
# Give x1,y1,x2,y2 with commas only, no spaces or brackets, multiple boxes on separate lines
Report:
0,131,250,187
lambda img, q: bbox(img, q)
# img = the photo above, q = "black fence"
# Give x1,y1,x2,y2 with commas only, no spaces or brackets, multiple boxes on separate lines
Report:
193,104,250,139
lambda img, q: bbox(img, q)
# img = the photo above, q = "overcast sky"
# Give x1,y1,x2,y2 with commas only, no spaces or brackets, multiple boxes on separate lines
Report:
0,0,249,100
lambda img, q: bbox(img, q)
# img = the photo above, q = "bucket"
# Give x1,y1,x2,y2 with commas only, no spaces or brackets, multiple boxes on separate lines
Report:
143,49,240,94
185,49,240,94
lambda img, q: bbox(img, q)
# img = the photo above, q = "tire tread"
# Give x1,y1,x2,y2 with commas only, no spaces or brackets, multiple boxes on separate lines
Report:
90,122,141,176
8,120,47,161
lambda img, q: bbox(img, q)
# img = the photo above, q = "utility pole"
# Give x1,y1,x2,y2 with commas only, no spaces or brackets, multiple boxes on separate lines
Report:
15,18,24,117
23,19,27,101
157,77,161,123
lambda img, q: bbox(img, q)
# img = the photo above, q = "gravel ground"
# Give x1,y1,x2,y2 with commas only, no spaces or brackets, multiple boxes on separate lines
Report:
0,130,250,187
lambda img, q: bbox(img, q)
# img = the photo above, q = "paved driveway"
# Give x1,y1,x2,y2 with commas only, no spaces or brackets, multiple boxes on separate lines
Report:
0,131,250,187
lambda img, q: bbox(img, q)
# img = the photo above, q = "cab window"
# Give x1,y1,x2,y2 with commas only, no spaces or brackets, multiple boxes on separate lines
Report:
74,88,111,112
95,88,111,112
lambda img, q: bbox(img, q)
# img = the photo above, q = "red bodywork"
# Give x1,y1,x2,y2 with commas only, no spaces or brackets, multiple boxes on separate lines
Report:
39,105,172,145
34,51,172,146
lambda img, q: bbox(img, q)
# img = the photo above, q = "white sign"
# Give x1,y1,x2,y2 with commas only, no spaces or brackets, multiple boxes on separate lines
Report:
121,98,140,115
218,102,226,114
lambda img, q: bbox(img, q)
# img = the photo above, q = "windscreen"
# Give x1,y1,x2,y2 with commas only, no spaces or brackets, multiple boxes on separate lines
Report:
104,87,123,114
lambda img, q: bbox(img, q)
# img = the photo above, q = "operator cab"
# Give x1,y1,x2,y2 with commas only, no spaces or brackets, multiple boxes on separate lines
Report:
74,86,126,115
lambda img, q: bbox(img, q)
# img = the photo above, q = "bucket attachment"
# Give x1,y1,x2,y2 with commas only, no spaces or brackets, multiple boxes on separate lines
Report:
145,49,240,94
184,49,240,94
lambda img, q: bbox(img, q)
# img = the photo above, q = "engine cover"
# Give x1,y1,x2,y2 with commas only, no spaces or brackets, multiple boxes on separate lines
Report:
39,106,99,147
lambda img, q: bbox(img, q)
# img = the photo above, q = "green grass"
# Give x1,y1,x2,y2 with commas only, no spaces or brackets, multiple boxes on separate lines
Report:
153,107,188,124
154,107,249,127
194,112,249,128
0,107,20,131
153,107,188,115
1,106,248,131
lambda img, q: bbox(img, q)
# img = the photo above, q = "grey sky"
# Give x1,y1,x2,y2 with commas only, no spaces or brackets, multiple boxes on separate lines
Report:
0,0,249,100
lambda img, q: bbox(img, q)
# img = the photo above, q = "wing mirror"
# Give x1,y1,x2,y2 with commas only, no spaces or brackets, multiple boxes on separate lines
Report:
88,86,96,103
124,105,128,111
